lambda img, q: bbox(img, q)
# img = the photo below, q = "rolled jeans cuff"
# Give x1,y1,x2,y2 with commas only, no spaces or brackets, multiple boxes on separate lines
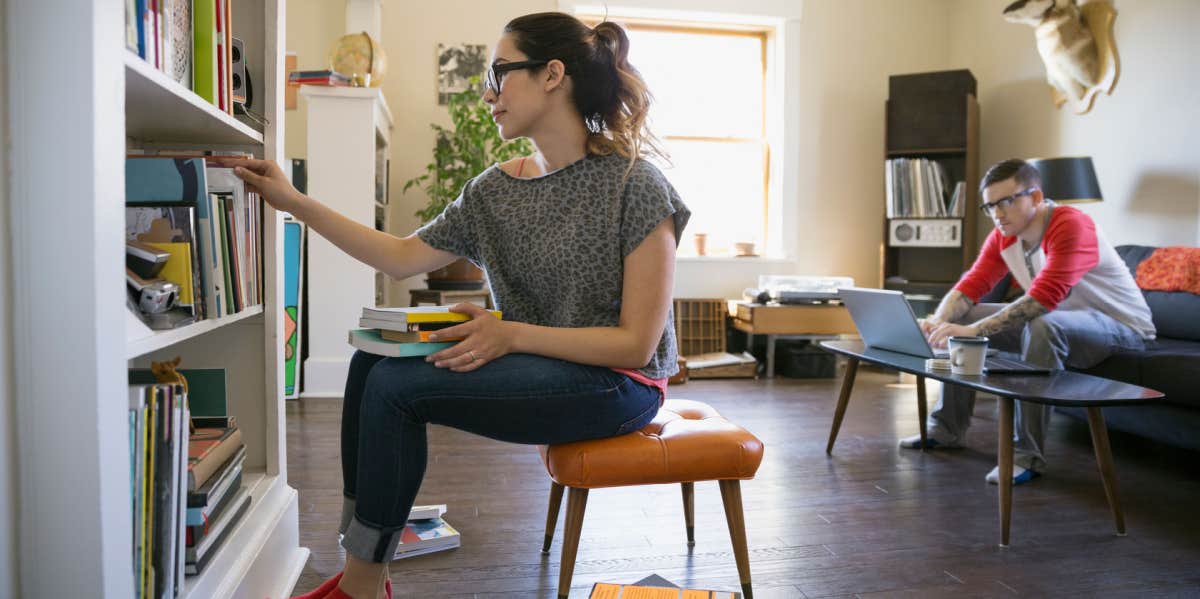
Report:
341,515,404,563
339,496,356,535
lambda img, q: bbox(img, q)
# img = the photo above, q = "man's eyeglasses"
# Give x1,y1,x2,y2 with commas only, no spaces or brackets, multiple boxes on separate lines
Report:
979,187,1038,215
483,60,549,96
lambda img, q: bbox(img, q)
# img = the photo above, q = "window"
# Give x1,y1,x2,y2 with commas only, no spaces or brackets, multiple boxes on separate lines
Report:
604,22,770,256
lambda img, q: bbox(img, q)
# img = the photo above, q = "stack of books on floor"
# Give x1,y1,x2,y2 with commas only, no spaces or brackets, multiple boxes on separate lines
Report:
349,306,502,357
393,504,461,560
184,415,248,577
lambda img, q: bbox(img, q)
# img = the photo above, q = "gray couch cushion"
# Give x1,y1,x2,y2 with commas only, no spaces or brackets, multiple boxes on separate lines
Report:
1079,337,1200,409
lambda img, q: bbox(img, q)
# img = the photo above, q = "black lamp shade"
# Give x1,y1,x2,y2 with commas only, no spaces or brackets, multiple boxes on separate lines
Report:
1028,157,1103,204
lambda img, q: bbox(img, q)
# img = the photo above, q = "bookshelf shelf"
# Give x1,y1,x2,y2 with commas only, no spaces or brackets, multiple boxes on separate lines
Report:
126,305,264,360
124,52,264,146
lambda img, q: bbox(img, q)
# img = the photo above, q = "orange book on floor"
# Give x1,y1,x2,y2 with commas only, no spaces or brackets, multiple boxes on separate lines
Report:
589,583,741,598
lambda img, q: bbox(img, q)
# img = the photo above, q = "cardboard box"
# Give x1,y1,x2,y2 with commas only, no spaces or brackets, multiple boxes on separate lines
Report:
733,302,857,335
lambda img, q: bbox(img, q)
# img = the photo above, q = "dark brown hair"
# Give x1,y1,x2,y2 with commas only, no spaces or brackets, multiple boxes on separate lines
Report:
503,12,664,168
980,158,1042,192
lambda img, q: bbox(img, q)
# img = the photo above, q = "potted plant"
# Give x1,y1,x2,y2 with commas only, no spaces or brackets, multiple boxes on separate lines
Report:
403,77,534,289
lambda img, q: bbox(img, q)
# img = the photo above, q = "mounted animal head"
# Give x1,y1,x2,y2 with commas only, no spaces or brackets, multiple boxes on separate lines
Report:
1002,0,1058,26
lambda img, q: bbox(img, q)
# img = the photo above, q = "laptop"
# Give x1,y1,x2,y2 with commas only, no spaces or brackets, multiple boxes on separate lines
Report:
838,287,1050,374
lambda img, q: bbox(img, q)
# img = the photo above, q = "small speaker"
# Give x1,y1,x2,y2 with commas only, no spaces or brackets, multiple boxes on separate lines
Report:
231,37,247,105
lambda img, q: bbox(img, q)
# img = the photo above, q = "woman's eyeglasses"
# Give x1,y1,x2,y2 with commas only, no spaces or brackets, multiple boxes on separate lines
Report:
483,60,549,96
980,187,1038,215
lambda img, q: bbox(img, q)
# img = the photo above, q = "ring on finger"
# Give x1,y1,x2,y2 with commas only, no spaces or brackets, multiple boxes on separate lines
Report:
469,350,479,362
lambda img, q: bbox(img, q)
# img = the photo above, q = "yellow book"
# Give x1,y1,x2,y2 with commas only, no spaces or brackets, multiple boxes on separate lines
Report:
147,242,196,307
360,305,501,325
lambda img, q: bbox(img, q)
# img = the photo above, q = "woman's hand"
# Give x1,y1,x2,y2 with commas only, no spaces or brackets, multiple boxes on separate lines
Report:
214,157,305,214
425,303,514,372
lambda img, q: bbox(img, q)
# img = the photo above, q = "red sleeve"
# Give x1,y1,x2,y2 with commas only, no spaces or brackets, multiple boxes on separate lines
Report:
954,228,1010,303
1027,208,1099,310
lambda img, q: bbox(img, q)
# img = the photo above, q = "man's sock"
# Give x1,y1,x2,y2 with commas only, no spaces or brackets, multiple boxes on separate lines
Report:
986,464,1040,485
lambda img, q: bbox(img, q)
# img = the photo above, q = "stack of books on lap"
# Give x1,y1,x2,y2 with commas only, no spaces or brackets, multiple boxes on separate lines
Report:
349,306,502,358
183,416,249,576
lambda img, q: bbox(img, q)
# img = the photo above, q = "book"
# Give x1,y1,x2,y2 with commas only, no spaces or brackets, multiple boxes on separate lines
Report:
186,470,242,538
128,367,228,417
185,462,242,528
188,426,243,491
126,239,171,279
589,583,741,599
379,329,464,343
188,445,245,507
392,517,461,560
348,329,455,358
192,0,217,105
360,305,502,326
408,504,448,521
146,241,196,309
185,489,250,575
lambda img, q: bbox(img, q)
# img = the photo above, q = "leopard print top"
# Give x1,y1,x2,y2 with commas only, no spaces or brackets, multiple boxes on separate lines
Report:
417,152,691,379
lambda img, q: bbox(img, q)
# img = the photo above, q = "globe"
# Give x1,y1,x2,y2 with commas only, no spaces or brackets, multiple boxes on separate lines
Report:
328,31,387,87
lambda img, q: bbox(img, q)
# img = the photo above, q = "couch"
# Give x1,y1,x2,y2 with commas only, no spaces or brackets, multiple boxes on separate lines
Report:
984,245,1200,452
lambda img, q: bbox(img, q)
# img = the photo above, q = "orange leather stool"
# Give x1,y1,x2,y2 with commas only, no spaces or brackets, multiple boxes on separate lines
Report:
539,399,765,599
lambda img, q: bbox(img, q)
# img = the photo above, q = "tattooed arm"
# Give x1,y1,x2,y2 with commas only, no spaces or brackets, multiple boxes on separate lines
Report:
921,290,975,334
971,295,1049,337
928,295,1049,348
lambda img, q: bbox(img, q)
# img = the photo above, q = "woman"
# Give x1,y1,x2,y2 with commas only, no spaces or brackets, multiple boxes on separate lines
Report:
230,12,689,599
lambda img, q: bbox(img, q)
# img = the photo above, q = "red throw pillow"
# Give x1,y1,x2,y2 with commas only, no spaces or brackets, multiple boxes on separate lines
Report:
1135,247,1200,295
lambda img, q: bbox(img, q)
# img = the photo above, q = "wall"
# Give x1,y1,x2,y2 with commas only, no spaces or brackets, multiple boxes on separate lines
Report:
284,0,346,161
287,0,951,300
0,0,16,592
947,0,1200,247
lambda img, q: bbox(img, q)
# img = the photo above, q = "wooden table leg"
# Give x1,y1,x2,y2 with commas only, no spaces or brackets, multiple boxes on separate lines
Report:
766,335,776,379
1087,407,1126,535
998,397,1014,547
916,375,928,451
826,357,860,455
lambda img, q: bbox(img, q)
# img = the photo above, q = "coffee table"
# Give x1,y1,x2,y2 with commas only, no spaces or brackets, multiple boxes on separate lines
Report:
819,339,1163,547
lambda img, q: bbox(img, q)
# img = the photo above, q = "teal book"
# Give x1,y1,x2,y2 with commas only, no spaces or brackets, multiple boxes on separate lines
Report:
348,329,455,357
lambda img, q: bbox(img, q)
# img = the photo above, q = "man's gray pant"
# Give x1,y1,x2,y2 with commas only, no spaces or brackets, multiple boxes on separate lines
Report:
928,303,1145,471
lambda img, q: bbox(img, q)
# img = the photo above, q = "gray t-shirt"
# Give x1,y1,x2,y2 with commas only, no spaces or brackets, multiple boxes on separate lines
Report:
416,152,691,379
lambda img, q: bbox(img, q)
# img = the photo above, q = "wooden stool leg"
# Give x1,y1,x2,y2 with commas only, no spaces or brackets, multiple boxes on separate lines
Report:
916,375,928,451
1087,407,1126,535
681,482,695,547
998,397,1014,548
542,481,565,554
826,357,860,455
718,480,753,599
557,487,588,599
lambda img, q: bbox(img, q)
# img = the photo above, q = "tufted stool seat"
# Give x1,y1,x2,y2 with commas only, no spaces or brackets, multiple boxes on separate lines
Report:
538,399,764,599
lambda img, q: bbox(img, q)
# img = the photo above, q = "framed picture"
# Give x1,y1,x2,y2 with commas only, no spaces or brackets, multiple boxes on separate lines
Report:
437,43,487,104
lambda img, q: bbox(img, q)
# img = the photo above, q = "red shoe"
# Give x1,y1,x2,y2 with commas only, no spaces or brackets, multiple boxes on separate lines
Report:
385,579,393,599
290,572,343,599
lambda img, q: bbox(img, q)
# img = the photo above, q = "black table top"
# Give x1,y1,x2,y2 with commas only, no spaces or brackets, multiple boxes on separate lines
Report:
820,340,1163,407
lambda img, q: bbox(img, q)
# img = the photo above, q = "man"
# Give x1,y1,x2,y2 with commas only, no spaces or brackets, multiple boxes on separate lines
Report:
906,158,1155,484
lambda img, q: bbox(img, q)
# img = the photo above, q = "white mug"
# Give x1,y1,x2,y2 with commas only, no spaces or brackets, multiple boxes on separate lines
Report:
948,336,989,376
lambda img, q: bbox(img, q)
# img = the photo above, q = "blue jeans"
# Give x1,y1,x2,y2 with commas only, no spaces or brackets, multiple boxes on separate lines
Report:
337,350,661,562
928,304,1146,470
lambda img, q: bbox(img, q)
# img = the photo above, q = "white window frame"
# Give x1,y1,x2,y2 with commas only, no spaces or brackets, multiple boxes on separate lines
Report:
565,0,802,260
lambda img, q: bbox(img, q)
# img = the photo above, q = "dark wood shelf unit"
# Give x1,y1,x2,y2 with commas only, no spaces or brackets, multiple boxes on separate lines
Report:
880,70,980,313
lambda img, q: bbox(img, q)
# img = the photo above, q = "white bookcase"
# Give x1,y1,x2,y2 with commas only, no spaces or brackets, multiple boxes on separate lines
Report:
299,85,393,397
6,2,307,598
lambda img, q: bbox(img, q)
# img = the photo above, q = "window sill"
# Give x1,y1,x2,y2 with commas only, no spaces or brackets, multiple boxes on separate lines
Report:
676,255,792,264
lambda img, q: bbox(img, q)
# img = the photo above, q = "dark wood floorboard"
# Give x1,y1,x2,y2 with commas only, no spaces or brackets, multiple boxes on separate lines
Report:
287,367,1200,598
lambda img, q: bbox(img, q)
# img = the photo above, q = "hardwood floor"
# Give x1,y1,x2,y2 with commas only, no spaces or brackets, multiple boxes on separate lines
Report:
287,366,1200,598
